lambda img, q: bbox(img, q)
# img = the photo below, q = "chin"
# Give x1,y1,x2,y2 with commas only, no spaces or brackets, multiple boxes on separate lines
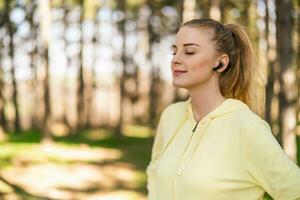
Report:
172,80,189,89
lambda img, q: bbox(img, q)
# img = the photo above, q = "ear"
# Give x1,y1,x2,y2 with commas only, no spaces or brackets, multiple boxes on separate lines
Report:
215,54,229,72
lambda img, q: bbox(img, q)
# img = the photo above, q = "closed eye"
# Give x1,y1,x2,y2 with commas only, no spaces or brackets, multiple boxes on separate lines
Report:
185,52,194,55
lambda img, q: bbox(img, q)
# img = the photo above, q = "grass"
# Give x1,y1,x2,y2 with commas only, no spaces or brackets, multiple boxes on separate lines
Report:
0,126,154,200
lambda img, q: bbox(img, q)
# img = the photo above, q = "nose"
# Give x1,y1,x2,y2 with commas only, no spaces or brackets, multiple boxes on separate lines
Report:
172,54,182,66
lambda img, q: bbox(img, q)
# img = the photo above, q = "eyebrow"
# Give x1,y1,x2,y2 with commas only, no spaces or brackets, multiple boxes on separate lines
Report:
172,43,201,48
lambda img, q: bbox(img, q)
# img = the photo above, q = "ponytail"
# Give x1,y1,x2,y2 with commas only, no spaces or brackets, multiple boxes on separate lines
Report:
221,23,265,116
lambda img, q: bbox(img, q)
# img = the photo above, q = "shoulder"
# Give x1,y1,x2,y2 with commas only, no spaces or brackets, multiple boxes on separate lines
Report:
228,100,270,130
241,109,270,132
157,100,188,133
231,105,275,146
221,101,273,140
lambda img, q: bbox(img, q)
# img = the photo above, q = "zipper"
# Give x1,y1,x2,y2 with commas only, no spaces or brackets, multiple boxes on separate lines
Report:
192,121,199,132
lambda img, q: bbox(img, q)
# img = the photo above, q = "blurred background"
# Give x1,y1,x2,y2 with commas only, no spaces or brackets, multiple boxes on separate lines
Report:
0,0,299,199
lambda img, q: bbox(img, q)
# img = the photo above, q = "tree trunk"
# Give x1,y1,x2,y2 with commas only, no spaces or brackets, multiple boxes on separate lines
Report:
0,35,7,132
6,0,21,132
198,0,210,19
27,0,39,130
145,0,163,129
264,0,276,129
177,0,184,22
87,8,100,128
38,0,52,141
220,0,227,23
115,0,127,137
76,0,86,130
61,0,71,130
296,0,300,165
275,0,297,161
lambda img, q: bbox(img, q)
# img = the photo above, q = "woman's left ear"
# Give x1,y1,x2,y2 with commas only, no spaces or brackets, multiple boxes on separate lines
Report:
218,54,229,72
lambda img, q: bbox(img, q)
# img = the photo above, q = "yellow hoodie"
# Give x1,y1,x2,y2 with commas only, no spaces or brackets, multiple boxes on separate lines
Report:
146,98,300,200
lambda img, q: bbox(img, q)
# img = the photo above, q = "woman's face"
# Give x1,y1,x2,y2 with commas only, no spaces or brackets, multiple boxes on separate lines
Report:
171,26,219,90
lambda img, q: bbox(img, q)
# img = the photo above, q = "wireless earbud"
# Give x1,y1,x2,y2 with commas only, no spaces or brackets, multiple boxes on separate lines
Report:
213,63,223,71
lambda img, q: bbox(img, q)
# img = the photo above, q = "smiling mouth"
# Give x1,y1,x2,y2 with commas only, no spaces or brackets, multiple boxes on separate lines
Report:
173,69,187,76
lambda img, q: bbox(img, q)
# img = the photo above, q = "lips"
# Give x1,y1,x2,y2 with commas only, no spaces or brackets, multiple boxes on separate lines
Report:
173,69,187,76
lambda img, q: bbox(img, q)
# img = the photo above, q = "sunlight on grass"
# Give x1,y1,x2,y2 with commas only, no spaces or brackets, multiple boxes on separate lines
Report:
40,142,122,163
0,127,152,199
123,124,152,138
79,129,113,141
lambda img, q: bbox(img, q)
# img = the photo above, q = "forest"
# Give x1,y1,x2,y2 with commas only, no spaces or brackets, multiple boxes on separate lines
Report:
0,0,299,199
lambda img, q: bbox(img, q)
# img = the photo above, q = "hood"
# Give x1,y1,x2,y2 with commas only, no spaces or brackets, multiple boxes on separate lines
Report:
185,97,249,124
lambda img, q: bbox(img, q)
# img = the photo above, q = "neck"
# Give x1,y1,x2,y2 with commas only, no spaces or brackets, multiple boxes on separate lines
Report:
188,82,225,122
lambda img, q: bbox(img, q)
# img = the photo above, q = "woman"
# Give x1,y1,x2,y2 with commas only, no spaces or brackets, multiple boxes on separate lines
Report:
146,18,300,200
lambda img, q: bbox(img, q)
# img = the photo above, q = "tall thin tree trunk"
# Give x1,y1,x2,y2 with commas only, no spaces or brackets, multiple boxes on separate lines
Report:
115,0,127,137
296,0,300,165
220,0,227,23
264,0,276,127
6,0,21,132
27,0,39,130
61,0,73,131
177,0,184,22
77,0,86,130
276,0,297,160
86,10,100,128
39,0,52,141
146,0,163,129
0,37,7,132
198,0,210,18
89,10,101,127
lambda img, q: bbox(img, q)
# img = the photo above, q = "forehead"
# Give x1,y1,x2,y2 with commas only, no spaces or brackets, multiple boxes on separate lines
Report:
175,26,215,46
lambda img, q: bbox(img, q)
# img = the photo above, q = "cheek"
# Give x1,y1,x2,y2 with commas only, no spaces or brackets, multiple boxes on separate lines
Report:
189,56,213,72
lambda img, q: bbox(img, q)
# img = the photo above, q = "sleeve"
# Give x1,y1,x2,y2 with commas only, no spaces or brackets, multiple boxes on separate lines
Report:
146,114,164,200
243,121,300,200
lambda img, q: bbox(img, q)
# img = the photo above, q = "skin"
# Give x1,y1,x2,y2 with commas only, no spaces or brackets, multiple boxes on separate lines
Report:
171,26,229,122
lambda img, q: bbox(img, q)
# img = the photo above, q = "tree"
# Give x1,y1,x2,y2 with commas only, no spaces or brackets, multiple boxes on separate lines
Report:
0,28,7,132
26,0,39,129
276,0,297,160
146,0,164,129
38,0,52,141
295,0,300,165
115,0,127,136
5,0,21,132
264,0,277,130
76,0,86,129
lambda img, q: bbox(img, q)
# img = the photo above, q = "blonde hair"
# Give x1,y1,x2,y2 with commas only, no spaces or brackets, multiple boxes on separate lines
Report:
182,19,265,116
